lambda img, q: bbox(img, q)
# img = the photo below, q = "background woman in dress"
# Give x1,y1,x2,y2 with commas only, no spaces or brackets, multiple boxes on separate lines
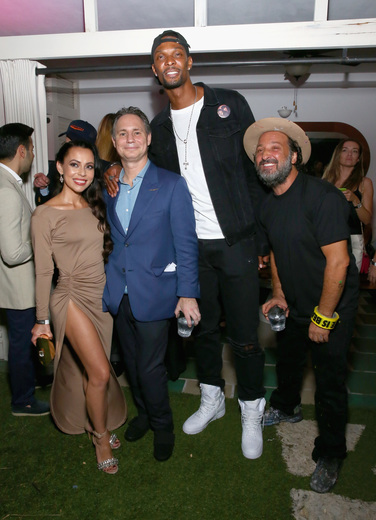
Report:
31,140,126,474
322,139,373,270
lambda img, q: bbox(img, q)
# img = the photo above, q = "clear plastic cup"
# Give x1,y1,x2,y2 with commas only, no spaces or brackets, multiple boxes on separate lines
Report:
177,313,194,338
268,305,286,332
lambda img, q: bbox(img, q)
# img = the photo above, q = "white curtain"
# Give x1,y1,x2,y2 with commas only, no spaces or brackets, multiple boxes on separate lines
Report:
0,60,48,210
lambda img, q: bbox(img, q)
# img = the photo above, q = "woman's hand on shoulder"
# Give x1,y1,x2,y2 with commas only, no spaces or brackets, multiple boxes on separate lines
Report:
104,164,121,198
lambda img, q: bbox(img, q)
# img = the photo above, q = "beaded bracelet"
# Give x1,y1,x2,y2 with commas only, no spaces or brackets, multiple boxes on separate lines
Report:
311,306,339,330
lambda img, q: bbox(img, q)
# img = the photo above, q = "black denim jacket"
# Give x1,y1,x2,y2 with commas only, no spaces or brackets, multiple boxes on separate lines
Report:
149,82,269,252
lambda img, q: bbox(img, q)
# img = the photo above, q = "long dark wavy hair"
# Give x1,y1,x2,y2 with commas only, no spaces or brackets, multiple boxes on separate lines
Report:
322,139,364,191
55,140,113,263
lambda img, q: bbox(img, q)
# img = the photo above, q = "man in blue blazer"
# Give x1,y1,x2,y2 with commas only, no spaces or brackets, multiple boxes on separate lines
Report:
103,107,200,461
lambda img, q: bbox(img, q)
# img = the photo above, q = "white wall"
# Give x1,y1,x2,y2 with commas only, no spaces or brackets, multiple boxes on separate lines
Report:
79,81,376,231
79,84,167,129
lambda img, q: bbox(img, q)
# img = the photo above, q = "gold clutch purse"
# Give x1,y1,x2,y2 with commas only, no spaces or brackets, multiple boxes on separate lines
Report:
36,335,55,366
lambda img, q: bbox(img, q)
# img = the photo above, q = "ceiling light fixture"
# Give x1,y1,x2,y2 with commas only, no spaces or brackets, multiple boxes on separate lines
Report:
277,107,292,118
285,63,311,77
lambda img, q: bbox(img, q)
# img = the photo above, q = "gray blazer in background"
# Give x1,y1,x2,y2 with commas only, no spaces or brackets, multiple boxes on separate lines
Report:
0,164,35,309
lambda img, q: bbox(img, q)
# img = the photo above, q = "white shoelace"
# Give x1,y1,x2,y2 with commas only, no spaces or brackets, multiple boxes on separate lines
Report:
241,410,264,432
196,398,217,417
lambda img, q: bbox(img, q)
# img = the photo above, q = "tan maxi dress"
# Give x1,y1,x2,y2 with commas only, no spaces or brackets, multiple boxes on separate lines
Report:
31,205,127,434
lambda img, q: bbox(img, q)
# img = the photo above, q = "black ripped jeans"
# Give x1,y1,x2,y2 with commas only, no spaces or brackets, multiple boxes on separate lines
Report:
269,316,354,461
195,237,265,401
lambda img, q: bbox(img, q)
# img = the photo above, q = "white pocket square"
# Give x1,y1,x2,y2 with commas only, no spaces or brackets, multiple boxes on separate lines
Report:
164,262,177,272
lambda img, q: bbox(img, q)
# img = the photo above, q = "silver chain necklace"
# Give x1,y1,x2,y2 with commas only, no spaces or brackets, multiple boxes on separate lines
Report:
170,86,198,170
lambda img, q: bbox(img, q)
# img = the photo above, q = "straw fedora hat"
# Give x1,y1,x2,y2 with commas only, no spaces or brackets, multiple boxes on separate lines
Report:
243,118,311,164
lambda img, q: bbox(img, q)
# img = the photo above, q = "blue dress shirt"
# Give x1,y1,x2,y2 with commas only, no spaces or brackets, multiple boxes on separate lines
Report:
116,160,150,293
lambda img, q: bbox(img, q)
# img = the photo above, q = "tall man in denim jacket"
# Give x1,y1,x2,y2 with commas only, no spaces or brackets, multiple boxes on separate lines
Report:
150,31,269,459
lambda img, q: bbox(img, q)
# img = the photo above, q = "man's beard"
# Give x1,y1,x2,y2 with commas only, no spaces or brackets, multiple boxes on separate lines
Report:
255,151,293,188
160,71,184,90
158,68,188,90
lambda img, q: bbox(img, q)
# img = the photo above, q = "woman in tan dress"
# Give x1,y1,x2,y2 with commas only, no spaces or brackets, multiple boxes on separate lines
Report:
31,140,126,474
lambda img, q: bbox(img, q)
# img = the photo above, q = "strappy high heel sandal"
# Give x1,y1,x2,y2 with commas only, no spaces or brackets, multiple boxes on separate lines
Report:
109,433,121,450
92,430,119,474
87,429,121,450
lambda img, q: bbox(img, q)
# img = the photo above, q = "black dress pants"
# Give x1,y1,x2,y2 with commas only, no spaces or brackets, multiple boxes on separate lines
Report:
6,307,36,407
115,295,173,432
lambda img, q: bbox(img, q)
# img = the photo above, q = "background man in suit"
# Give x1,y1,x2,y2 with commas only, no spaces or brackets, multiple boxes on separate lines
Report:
0,123,50,416
103,107,200,462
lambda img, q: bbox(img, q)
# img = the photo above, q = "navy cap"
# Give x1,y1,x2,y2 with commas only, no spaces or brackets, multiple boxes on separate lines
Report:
151,30,190,62
59,120,97,145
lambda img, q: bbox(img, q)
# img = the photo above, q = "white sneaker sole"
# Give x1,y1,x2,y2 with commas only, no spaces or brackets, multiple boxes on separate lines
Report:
242,443,263,460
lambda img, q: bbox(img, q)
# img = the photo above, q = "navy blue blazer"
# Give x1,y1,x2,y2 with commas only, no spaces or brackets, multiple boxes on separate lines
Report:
103,161,199,322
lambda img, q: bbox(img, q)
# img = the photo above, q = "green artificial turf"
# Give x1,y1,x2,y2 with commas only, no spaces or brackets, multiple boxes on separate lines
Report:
1,373,375,520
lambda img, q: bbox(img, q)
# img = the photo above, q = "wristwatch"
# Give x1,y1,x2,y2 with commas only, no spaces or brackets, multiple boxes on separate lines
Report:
371,259,376,267
354,202,362,209
36,319,50,325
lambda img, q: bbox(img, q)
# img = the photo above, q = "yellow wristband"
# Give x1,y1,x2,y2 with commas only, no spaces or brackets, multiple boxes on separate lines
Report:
311,306,339,330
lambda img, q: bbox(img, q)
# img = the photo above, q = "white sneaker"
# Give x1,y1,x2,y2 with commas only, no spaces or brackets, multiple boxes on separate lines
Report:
183,383,225,435
239,397,266,459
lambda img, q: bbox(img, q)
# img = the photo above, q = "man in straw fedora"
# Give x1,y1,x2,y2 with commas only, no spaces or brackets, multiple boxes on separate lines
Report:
243,118,359,493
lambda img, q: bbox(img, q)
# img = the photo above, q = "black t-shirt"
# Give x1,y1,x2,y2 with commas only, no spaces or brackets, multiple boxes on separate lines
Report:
260,172,359,322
